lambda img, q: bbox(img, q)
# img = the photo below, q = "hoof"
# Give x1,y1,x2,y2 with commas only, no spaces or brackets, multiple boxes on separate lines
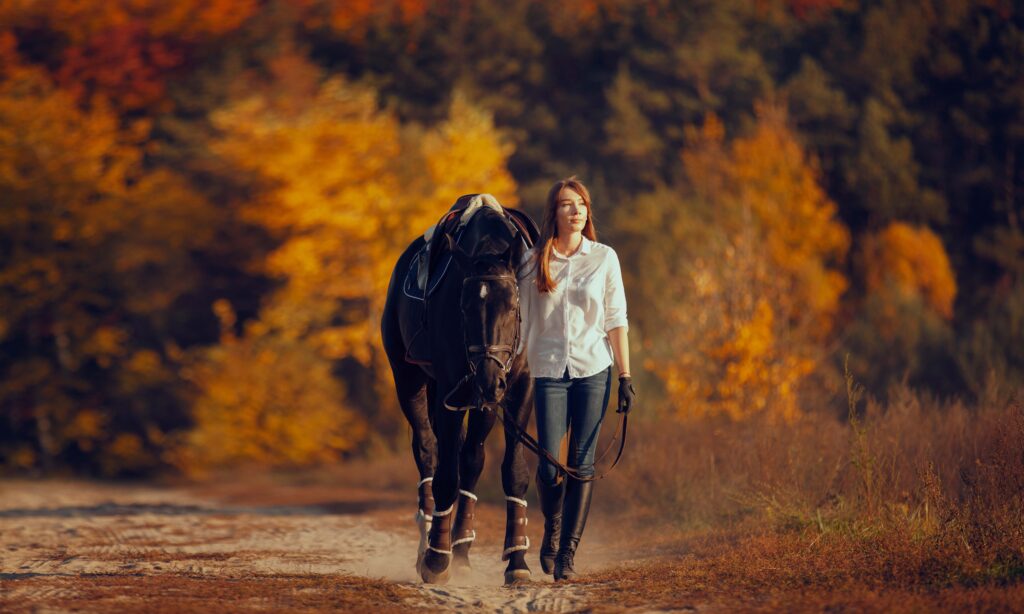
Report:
452,542,472,570
418,550,451,585
504,567,532,585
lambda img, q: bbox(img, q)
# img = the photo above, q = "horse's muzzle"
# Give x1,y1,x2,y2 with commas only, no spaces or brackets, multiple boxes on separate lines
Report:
477,377,506,406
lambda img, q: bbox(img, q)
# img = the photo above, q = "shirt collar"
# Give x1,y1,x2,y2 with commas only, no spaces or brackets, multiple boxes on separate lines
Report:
552,237,592,260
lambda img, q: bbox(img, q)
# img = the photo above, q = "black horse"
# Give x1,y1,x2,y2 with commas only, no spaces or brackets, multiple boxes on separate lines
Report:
380,195,538,585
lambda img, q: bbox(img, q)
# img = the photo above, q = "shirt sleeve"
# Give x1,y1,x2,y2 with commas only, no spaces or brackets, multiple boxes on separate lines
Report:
603,248,628,333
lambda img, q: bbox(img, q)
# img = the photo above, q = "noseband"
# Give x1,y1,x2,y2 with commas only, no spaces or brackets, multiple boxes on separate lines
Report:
462,273,519,379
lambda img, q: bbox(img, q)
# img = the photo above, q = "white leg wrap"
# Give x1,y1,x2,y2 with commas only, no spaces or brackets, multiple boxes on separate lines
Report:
432,504,454,518
451,531,476,546
418,477,433,487
415,509,434,526
426,545,452,557
505,496,528,508
458,489,478,501
501,537,530,558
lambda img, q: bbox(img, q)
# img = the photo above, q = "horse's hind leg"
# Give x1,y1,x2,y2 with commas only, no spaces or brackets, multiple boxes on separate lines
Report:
500,373,534,585
452,407,497,570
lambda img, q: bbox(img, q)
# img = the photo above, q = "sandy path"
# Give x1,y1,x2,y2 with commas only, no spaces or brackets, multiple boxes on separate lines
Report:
0,479,600,612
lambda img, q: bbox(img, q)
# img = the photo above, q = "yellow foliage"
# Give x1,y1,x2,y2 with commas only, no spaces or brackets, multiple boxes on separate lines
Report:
191,69,518,466
180,324,368,471
209,72,516,363
420,92,519,211
862,222,957,320
709,301,815,421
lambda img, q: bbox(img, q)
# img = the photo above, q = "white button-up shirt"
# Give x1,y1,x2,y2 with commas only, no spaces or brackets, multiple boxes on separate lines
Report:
517,237,629,379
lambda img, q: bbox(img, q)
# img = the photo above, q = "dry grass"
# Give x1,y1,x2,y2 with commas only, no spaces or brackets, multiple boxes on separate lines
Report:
574,379,1024,610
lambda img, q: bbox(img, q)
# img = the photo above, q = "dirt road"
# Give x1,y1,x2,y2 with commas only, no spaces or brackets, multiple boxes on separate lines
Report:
0,478,631,612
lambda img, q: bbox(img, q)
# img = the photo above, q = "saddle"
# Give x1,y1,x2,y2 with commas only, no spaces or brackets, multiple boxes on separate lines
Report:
403,195,538,366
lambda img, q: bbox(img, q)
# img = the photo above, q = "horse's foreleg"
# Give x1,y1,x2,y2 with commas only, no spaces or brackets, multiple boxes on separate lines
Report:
452,408,496,569
392,369,436,567
500,374,534,585
418,406,462,584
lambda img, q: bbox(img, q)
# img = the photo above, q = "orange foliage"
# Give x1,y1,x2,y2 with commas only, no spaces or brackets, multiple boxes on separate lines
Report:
292,0,433,37
178,301,367,472
731,104,850,334
329,0,430,31
631,106,848,421
862,222,957,320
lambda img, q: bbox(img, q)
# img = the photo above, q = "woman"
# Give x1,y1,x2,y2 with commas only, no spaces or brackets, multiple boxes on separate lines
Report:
517,177,636,580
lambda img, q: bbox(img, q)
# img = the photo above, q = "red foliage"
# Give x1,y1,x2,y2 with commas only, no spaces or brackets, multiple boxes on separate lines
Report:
55,21,183,111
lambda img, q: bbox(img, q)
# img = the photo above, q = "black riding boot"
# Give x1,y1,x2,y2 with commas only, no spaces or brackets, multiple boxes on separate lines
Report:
536,475,564,575
554,479,593,581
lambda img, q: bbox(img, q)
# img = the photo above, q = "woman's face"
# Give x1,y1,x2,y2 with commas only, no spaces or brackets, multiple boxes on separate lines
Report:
555,187,587,237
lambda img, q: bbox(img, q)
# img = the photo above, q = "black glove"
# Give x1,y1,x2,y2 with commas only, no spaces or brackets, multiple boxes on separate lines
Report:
617,375,636,414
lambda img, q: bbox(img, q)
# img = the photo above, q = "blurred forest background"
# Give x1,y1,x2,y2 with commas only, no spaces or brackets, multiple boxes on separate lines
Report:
1,0,1021,477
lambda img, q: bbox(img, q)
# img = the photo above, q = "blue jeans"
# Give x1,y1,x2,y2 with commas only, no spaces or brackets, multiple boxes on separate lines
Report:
534,367,612,486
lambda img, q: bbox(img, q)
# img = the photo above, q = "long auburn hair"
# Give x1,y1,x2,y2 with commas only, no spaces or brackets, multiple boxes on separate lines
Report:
535,177,598,293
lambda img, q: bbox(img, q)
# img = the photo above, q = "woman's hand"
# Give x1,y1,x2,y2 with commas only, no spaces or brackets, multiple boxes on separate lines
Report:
617,375,636,414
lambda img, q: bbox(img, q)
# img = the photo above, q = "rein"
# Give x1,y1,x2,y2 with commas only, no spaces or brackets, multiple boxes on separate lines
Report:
492,402,628,483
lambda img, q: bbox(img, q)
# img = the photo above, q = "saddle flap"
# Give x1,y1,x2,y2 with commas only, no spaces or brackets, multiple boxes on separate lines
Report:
403,250,454,302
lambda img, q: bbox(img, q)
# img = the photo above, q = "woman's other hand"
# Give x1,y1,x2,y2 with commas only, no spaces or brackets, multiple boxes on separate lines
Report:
617,375,636,414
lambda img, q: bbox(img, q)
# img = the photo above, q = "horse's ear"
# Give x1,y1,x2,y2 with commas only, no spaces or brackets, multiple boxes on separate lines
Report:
446,232,472,271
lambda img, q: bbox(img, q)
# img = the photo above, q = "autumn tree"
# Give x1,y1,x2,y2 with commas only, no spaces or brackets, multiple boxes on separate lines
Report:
844,222,960,392
616,107,849,421
0,51,221,474
183,59,518,468
1,0,258,111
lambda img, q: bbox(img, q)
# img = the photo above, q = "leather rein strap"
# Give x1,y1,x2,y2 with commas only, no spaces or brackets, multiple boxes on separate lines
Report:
492,403,628,483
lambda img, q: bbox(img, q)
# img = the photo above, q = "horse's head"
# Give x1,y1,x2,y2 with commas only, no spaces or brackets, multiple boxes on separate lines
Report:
446,211,525,407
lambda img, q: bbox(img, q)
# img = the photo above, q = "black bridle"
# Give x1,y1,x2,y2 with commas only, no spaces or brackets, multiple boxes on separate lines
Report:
461,273,520,379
